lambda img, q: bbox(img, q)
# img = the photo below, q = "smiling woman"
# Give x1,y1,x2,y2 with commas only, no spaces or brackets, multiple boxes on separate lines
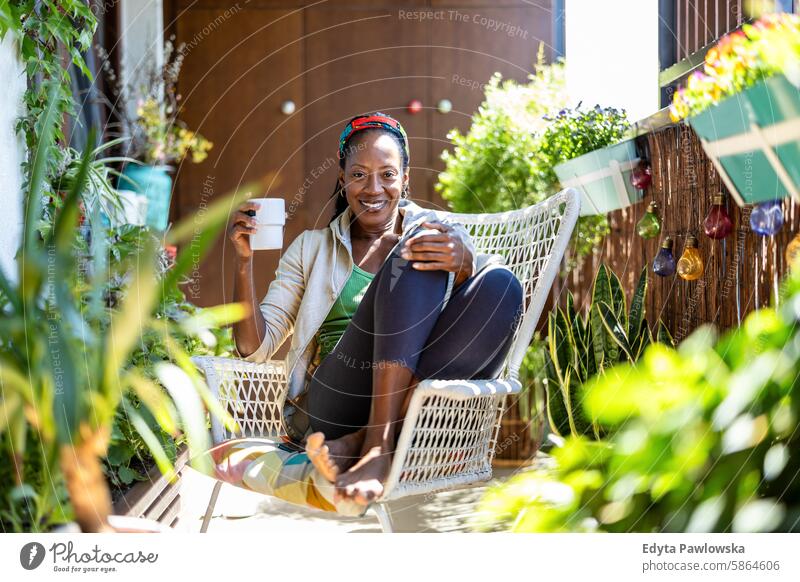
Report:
226,112,524,509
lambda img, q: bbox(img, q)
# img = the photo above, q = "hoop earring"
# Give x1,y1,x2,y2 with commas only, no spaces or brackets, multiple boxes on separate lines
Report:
401,187,409,199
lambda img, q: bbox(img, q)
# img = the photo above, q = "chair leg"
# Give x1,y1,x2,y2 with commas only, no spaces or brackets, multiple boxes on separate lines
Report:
370,503,394,533
200,480,223,533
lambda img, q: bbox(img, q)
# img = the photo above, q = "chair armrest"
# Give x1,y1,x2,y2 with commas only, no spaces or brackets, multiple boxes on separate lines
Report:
381,377,521,501
191,356,289,444
413,378,522,399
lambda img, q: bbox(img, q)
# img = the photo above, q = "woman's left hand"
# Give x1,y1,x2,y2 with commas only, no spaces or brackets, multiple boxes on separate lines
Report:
400,221,474,287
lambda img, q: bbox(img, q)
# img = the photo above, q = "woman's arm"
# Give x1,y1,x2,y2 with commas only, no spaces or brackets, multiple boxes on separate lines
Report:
232,256,268,357
228,201,306,361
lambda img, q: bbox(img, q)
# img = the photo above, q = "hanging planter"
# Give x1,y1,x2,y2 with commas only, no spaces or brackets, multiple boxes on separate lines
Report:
688,74,800,206
553,138,643,216
670,13,800,207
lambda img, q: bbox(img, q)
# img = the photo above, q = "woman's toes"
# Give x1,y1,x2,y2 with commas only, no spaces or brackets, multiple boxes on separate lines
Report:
305,432,338,482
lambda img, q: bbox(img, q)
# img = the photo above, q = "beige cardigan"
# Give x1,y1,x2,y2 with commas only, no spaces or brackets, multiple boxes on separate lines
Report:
237,199,496,437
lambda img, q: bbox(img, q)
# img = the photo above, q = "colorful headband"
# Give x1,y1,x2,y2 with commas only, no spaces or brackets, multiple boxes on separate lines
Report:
338,113,409,161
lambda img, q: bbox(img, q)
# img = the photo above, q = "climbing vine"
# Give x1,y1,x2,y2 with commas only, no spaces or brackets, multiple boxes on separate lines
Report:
0,0,97,173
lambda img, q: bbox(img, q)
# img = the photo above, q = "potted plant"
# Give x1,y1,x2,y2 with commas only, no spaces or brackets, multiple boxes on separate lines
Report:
0,87,242,532
101,39,212,231
670,12,800,206
548,105,641,216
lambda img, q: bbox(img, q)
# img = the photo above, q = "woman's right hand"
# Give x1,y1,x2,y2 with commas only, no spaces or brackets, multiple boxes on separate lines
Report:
228,200,261,260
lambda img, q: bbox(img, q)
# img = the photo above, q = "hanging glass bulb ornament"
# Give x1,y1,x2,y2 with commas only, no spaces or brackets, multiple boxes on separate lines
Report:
677,235,704,281
786,233,800,270
653,236,676,277
630,160,652,190
636,201,662,239
750,199,784,236
703,192,733,239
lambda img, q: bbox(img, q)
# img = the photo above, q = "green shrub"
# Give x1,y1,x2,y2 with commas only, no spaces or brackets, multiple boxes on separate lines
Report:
476,269,800,533
435,51,624,262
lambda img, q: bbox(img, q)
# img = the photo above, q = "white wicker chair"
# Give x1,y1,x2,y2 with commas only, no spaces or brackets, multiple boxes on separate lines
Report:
192,188,580,532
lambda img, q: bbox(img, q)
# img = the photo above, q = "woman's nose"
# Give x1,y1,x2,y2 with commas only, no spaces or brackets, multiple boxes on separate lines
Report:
364,172,381,193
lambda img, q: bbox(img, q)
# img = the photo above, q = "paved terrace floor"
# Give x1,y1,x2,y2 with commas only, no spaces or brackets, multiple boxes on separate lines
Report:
174,461,545,533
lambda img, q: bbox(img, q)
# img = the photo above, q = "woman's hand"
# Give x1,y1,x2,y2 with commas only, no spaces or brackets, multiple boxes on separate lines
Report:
400,221,474,287
228,200,261,260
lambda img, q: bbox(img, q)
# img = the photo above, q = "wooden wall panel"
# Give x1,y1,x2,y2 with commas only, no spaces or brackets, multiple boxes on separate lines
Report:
302,7,432,227
172,7,304,307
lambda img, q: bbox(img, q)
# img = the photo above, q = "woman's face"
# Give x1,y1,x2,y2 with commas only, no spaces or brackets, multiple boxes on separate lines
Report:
339,131,408,232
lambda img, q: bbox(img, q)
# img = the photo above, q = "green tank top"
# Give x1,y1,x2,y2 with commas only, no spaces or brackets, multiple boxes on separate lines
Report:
316,264,376,361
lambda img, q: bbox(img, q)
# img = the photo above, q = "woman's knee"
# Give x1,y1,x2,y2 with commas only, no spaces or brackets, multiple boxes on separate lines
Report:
475,267,523,310
375,237,449,298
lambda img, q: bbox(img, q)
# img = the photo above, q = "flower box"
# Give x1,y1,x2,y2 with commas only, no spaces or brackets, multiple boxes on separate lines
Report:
688,74,800,206
553,139,642,216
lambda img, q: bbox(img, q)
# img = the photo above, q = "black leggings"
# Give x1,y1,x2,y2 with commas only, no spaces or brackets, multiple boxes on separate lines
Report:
306,238,524,440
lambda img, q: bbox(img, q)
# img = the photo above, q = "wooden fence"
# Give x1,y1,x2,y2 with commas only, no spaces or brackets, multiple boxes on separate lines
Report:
494,122,799,465
563,123,799,342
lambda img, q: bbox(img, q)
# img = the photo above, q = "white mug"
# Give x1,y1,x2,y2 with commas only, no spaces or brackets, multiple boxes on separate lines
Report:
249,198,286,251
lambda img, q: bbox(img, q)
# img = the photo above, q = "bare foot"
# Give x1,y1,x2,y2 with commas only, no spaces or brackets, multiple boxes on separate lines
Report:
305,429,365,483
334,445,392,506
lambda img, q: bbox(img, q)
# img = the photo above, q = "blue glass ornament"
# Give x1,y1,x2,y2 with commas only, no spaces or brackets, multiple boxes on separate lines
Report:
750,200,784,236
653,237,676,277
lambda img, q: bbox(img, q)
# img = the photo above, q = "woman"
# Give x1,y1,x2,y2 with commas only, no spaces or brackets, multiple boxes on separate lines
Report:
228,112,523,507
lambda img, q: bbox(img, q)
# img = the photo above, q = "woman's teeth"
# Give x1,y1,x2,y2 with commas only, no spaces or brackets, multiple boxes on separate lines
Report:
361,200,387,211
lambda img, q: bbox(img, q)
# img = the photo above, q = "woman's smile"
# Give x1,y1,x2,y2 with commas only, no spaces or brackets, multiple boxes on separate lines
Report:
358,198,390,212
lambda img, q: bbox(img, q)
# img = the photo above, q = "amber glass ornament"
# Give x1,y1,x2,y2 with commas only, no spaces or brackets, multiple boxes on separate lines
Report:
677,235,704,281
786,233,800,270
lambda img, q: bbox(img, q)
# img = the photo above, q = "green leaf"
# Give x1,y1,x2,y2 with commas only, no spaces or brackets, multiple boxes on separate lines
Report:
590,266,612,370
628,266,648,339
159,332,237,434
126,371,179,436
48,308,81,446
154,362,212,476
656,320,675,347
48,133,92,254
24,82,59,257
632,318,651,360
126,405,176,481
548,309,575,386
102,236,159,398
590,303,616,371
608,268,627,330
0,391,22,434
598,301,632,361
544,360,569,437
117,466,138,485
106,442,135,466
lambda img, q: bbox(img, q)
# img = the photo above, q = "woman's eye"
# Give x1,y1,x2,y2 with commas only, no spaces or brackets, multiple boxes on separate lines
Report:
384,172,395,178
